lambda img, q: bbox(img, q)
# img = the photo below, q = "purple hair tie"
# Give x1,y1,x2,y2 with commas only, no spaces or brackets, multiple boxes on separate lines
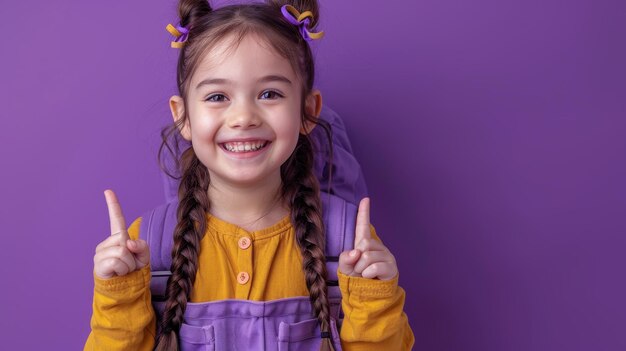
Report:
280,5,325,41
166,23,189,49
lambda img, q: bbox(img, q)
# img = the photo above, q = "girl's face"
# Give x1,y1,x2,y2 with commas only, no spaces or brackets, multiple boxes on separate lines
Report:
170,33,321,189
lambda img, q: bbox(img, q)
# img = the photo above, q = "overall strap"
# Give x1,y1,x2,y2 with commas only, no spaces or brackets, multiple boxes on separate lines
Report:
139,193,357,303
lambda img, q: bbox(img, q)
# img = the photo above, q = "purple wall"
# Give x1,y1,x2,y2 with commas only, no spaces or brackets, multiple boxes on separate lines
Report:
1,0,624,349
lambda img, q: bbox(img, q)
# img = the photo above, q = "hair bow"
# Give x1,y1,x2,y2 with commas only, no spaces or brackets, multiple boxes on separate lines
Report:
166,23,189,49
280,5,324,41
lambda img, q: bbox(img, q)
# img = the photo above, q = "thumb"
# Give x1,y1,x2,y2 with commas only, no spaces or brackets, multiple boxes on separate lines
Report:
127,239,150,268
338,249,362,277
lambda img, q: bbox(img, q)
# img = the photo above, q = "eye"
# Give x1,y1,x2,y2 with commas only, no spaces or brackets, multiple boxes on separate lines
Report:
205,94,228,102
260,90,284,100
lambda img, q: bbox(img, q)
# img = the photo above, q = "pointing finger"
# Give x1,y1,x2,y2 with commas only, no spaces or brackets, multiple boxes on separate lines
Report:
354,197,372,247
104,189,129,241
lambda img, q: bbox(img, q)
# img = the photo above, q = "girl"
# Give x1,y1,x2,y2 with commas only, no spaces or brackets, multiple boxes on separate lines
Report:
85,0,414,350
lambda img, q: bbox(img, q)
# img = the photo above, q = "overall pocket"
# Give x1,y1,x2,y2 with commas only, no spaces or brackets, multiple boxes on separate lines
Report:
179,323,215,351
277,318,342,351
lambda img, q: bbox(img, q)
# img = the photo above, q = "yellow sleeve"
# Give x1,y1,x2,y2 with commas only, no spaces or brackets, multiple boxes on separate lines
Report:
84,217,157,351
337,224,415,350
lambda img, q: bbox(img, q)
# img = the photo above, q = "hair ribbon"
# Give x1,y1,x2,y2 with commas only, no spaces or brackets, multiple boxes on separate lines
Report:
280,5,324,41
166,23,189,49
166,5,323,49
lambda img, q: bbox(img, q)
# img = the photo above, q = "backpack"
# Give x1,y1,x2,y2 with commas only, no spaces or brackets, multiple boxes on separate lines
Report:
139,105,368,334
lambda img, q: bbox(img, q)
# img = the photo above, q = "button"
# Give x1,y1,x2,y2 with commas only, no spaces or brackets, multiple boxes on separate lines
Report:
238,236,251,249
237,272,250,285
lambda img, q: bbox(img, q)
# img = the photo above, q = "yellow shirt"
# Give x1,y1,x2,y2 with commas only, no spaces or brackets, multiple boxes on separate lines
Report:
84,213,415,350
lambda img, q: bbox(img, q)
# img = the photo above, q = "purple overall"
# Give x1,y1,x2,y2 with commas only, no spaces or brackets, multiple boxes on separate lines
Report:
139,192,357,351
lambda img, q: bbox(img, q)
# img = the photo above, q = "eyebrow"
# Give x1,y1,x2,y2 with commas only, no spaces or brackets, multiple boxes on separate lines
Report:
195,75,293,90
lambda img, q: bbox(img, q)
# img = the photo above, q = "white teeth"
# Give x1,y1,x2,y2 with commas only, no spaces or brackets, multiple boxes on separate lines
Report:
223,141,267,152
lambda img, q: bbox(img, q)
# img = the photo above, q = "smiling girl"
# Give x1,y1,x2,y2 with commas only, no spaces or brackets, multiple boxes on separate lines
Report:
84,1,414,350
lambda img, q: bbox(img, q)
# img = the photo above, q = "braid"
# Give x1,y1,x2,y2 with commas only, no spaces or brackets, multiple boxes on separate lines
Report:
155,147,210,351
281,133,335,351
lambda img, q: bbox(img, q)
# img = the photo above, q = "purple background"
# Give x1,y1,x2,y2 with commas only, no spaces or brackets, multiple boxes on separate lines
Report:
1,0,625,349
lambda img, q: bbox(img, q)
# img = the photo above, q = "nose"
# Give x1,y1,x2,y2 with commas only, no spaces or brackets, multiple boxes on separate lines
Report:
226,101,262,129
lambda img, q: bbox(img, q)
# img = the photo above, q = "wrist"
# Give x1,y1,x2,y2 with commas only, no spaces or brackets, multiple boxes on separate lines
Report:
94,265,151,293
337,269,399,299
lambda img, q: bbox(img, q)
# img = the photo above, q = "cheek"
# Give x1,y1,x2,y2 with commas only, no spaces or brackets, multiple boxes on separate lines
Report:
277,107,302,135
276,116,301,143
190,117,219,140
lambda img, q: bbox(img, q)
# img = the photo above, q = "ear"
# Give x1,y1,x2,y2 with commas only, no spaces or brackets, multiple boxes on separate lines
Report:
169,95,191,141
301,89,323,135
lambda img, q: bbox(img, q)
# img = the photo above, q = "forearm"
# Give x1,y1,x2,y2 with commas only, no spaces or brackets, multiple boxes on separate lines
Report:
84,266,156,351
338,271,415,350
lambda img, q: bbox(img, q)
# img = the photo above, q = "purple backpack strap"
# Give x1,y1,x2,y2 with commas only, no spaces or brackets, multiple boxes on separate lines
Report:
138,200,178,301
320,192,357,324
139,193,357,311
321,192,356,285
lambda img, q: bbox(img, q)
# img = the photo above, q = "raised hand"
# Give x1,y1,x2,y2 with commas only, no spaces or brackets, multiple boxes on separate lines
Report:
93,189,150,279
338,197,398,281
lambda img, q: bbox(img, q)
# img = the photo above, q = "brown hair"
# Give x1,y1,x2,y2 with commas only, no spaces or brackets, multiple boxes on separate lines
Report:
156,0,334,350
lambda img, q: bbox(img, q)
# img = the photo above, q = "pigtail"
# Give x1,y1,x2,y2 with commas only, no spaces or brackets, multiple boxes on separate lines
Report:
155,0,214,337
155,147,210,351
276,4,335,345
156,6,214,347
281,132,335,351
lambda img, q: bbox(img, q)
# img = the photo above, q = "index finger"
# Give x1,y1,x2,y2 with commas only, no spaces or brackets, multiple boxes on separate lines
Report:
355,197,372,246
104,189,129,240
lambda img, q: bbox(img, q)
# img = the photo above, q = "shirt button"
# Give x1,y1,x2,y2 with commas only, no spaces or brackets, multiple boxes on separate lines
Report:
238,236,251,249
237,271,250,285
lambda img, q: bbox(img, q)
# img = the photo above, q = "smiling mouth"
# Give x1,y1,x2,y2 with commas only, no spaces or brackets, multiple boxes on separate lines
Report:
220,140,270,153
